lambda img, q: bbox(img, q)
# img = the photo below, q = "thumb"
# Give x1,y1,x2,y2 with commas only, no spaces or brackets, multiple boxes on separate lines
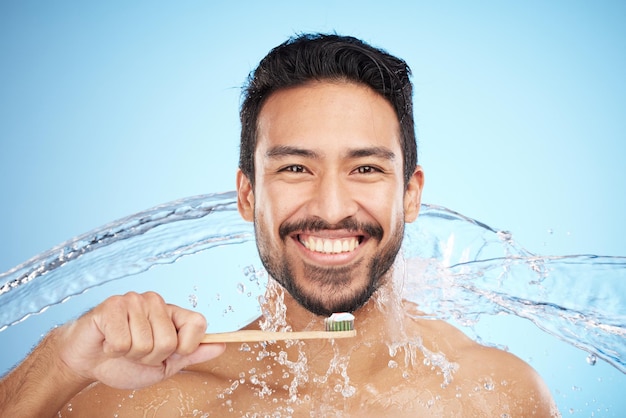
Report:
165,343,226,374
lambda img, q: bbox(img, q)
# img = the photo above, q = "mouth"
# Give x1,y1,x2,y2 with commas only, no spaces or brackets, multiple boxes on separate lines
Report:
297,234,364,254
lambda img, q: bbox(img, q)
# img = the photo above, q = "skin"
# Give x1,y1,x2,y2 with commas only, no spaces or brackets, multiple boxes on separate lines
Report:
0,81,559,417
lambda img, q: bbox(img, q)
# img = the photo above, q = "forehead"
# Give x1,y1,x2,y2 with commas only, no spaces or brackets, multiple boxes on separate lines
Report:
255,81,401,156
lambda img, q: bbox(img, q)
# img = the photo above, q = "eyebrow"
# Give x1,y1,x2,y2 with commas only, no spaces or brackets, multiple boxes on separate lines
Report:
346,146,396,161
265,145,320,159
265,145,396,161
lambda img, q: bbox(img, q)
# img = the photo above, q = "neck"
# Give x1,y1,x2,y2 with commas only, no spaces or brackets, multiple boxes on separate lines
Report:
254,275,409,376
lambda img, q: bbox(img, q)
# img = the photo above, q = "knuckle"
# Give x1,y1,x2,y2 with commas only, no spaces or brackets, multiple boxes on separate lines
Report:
143,291,165,304
123,291,141,301
101,292,140,311
158,333,179,354
105,338,131,355
190,313,208,331
101,294,126,310
132,336,154,355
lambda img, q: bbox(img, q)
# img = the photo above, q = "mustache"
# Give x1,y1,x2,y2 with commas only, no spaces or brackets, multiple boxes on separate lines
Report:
278,217,384,242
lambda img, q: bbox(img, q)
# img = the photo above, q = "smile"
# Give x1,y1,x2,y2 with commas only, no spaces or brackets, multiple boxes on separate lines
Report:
298,235,362,254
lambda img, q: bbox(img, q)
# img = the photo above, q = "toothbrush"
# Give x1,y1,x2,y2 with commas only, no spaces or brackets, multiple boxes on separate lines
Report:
201,312,356,343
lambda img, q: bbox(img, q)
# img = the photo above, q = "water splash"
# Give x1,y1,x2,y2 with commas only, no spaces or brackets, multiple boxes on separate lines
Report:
0,191,253,331
400,205,626,373
387,339,459,388
0,192,624,379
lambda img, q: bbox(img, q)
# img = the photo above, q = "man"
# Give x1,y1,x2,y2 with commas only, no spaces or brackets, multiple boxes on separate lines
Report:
0,33,559,417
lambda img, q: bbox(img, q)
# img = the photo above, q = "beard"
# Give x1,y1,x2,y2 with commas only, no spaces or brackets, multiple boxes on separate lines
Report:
254,215,404,317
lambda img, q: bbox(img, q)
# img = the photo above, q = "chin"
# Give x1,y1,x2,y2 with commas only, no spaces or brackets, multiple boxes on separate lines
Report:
290,279,379,317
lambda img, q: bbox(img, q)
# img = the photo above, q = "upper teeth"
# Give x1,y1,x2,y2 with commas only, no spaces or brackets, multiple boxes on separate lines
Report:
301,236,359,254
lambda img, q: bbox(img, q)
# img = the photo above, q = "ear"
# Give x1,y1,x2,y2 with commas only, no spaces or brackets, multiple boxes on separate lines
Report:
403,165,424,223
236,169,255,222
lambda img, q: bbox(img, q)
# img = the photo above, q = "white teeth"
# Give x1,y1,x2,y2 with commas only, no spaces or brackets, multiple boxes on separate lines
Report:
301,236,360,254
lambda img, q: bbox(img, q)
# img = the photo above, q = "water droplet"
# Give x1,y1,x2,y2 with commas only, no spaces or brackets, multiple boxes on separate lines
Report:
388,360,398,369
314,375,327,384
497,230,512,241
236,282,245,294
586,354,597,366
342,385,356,398
188,294,198,308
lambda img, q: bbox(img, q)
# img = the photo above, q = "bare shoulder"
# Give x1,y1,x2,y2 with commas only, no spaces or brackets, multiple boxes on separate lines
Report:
408,311,560,416
461,342,559,416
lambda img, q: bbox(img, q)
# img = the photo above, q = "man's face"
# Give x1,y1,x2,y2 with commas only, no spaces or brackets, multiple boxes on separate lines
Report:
237,81,423,316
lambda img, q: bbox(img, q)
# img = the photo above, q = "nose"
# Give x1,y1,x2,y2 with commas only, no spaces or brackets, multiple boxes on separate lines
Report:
307,173,359,225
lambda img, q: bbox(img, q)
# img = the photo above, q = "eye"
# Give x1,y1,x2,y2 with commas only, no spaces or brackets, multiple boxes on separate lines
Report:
280,164,308,173
354,165,381,174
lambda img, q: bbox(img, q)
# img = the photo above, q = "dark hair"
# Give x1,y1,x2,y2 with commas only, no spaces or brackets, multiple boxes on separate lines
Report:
239,33,417,187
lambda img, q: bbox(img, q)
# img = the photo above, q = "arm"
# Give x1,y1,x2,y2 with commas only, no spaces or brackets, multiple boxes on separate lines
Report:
0,291,226,417
0,329,90,417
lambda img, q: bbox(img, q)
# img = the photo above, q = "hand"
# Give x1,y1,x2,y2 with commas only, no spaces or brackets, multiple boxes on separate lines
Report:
57,291,225,390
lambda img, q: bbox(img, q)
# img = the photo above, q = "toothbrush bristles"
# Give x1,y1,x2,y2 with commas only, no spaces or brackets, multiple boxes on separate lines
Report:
324,312,355,332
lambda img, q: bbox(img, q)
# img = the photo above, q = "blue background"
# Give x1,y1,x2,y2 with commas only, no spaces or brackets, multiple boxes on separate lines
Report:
1,1,625,415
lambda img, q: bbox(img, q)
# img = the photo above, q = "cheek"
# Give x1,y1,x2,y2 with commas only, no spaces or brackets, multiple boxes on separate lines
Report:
254,188,294,239
358,185,404,221
263,184,307,219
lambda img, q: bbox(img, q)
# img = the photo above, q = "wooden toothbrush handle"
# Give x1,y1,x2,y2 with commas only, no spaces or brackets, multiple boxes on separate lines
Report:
201,329,356,343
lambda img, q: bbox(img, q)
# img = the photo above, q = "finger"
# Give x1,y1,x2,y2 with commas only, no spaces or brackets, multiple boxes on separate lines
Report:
141,295,179,364
164,343,226,376
168,305,207,356
95,295,135,357
123,294,159,361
